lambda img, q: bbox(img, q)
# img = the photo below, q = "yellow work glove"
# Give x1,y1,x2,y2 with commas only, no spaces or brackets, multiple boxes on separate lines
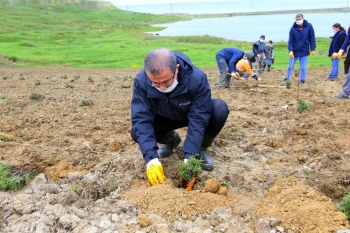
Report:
289,51,294,58
338,50,344,60
146,158,165,185
331,52,338,59
311,50,316,55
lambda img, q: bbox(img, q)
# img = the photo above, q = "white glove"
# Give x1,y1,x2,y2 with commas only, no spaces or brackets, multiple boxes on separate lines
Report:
184,159,188,163
147,158,161,169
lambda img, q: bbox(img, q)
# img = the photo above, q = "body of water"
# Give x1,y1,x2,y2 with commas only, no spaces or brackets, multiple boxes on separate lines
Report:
116,0,349,15
148,12,350,42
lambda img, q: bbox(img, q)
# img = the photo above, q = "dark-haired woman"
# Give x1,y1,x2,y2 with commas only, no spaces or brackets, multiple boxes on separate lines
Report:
327,23,346,81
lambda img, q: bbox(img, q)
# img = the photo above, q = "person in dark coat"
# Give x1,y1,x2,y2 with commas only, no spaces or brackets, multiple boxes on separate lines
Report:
252,35,266,73
130,48,229,186
263,40,274,72
215,48,245,90
284,14,316,85
327,23,346,81
334,25,350,100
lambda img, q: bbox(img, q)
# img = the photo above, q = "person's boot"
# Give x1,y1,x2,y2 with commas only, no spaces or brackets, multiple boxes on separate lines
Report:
196,134,215,171
157,131,181,158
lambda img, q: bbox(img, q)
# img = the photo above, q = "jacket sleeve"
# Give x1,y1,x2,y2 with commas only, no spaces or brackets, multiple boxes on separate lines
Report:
131,78,159,163
288,27,294,52
309,24,316,51
336,33,347,52
182,72,212,158
341,28,350,51
253,42,259,55
228,53,241,72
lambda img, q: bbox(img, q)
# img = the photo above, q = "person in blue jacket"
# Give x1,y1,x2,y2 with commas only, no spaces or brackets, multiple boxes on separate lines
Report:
215,48,245,90
327,23,346,81
334,24,350,100
252,35,266,73
284,14,316,85
130,48,229,186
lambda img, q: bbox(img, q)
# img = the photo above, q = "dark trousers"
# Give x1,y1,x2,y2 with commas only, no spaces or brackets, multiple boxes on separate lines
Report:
131,99,229,142
216,54,231,88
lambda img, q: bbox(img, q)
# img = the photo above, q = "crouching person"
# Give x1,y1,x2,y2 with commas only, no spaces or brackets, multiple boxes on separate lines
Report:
130,48,229,185
236,50,261,80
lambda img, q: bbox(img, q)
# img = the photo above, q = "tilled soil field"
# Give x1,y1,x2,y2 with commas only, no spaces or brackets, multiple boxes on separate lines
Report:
0,65,350,233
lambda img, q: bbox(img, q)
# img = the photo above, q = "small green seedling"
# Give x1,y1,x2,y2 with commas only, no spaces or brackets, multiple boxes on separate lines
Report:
29,93,44,100
0,164,38,191
178,155,203,183
297,100,312,113
0,132,12,141
338,191,350,220
286,80,292,89
78,98,93,106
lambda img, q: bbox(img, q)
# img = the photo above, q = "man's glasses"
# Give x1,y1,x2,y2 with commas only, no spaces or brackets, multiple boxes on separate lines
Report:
149,73,175,88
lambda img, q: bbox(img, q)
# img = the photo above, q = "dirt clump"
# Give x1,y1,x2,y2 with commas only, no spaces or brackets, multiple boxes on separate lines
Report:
204,178,221,193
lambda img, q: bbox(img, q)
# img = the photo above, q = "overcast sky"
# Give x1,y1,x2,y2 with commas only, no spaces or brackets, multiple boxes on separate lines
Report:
112,0,227,6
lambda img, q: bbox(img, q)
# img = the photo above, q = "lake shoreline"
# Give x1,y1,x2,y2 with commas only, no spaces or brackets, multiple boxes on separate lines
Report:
162,7,350,18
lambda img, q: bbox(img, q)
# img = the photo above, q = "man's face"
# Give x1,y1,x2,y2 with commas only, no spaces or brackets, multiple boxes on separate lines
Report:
296,16,303,22
147,64,179,91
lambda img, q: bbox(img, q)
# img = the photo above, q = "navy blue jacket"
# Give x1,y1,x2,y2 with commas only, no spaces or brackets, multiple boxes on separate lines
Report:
131,52,212,163
328,30,346,56
253,41,266,56
288,20,316,57
340,27,350,52
216,48,245,72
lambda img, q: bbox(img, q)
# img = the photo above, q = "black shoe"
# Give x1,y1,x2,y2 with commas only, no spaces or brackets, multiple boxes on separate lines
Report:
158,132,181,158
300,80,305,85
283,78,289,83
197,148,213,171
333,94,349,100
325,77,336,81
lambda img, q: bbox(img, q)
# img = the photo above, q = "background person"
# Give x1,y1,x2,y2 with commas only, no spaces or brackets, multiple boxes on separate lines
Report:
327,23,346,81
130,48,229,186
284,13,316,85
236,51,260,80
263,40,275,72
215,48,245,91
336,24,350,75
252,35,266,73
334,24,350,99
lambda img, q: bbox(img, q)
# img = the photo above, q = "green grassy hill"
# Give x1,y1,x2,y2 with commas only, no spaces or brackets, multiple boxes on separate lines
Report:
0,2,333,68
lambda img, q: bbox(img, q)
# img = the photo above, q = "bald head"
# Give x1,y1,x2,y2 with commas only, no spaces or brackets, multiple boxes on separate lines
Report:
144,48,177,76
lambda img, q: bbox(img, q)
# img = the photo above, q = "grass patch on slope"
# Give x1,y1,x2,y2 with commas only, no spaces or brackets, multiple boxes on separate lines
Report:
0,3,333,69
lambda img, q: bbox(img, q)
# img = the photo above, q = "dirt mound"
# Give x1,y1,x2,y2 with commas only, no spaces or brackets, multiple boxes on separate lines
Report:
123,179,236,222
255,176,349,232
